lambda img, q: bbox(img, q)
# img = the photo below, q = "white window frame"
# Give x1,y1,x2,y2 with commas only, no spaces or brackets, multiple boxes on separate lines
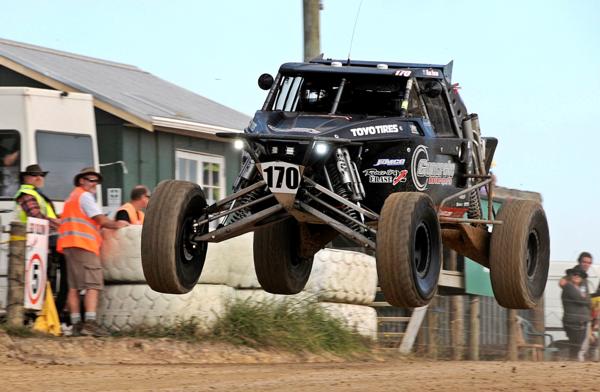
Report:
175,150,226,205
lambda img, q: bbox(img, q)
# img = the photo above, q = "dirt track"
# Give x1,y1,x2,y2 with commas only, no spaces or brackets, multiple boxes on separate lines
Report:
1,333,599,392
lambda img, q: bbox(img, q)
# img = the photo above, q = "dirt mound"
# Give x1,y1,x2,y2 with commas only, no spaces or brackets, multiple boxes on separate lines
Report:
0,332,378,365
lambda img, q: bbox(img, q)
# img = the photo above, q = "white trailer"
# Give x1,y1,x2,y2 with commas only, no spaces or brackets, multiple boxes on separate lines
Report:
0,87,99,312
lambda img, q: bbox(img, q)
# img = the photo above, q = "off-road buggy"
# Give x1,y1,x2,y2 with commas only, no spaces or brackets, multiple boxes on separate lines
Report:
141,57,550,309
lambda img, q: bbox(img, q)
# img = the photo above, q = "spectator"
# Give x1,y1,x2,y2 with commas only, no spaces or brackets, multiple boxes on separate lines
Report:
57,167,128,337
14,164,67,323
14,164,59,231
561,266,592,361
115,185,150,224
0,136,20,197
559,252,593,295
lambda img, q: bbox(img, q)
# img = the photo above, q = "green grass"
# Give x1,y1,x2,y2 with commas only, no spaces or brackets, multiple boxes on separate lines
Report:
2,299,373,357
209,299,372,356
0,322,36,337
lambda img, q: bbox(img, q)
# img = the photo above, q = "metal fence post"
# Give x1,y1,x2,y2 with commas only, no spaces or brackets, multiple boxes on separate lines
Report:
6,221,26,327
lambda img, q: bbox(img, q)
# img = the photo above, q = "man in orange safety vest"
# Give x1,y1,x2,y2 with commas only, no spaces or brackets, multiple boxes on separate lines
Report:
57,167,128,337
115,185,150,224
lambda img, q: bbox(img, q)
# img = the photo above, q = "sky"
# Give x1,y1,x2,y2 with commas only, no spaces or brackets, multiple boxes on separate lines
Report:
1,0,599,262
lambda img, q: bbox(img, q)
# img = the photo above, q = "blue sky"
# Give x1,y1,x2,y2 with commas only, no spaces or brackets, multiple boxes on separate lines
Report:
1,0,599,262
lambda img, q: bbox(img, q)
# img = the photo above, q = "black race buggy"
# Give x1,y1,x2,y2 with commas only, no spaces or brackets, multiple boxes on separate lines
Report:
141,57,550,309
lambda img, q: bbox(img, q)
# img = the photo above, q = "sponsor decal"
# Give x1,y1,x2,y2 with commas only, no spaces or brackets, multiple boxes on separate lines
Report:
393,170,408,186
362,168,408,185
394,70,412,77
411,145,455,190
438,207,468,218
424,69,440,77
349,124,400,137
374,158,405,166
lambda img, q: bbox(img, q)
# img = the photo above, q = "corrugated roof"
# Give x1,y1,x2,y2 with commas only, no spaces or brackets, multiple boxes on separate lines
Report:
0,38,250,133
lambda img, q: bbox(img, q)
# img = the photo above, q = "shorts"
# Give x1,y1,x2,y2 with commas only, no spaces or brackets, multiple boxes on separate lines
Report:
63,247,104,290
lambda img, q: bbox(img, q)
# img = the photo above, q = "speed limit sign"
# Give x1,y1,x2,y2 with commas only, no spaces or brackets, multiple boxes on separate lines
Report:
24,218,49,310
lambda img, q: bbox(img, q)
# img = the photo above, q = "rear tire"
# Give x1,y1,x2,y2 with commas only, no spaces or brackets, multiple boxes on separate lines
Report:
141,180,208,294
253,219,313,294
489,199,550,309
376,193,442,308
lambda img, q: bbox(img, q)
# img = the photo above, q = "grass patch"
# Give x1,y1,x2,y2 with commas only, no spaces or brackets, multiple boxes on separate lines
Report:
0,322,36,337
209,299,372,356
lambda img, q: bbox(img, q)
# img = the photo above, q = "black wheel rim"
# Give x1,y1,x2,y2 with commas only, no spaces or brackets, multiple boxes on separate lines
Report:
414,222,431,278
526,229,539,279
179,216,205,263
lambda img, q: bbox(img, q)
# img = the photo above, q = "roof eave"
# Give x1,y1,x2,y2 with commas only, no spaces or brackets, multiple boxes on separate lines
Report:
152,116,243,142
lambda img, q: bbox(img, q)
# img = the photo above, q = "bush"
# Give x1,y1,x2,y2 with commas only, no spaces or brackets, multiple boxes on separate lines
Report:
209,299,372,355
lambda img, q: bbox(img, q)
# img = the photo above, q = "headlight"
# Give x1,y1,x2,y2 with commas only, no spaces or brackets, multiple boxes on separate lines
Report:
315,142,328,155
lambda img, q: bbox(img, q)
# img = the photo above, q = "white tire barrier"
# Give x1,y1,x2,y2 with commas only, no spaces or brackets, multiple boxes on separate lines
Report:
100,226,144,282
204,232,259,288
305,248,377,306
318,302,378,340
234,288,315,305
100,228,255,287
98,283,235,332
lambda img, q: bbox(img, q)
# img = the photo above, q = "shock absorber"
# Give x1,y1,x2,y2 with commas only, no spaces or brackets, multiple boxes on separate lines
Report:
327,163,362,232
222,154,259,226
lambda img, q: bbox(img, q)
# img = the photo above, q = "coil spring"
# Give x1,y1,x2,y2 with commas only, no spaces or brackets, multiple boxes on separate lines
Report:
327,164,362,232
467,190,484,227
223,188,261,226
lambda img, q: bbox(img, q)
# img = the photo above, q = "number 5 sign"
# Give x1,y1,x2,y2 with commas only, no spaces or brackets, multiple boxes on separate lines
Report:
24,218,49,310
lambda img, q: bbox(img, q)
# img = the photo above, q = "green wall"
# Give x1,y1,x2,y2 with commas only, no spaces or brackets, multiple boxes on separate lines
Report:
96,109,241,205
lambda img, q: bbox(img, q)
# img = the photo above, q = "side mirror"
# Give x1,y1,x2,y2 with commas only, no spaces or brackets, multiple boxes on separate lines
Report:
423,81,443,98
258,73,274,90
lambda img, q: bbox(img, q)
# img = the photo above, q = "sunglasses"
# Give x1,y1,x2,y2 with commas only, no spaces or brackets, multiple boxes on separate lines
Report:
83,177,101,183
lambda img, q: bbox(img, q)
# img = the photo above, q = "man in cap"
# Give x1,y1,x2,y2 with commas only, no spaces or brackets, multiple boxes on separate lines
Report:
559,251,594,294
561,265,592,361
57,167,128,337
14,164,59,231
115,185,150,224
15,164,67,323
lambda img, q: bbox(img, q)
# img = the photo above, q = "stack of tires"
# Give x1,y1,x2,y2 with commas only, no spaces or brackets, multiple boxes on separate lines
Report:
99,227,378,339
305,249,378,339
99,226,234,332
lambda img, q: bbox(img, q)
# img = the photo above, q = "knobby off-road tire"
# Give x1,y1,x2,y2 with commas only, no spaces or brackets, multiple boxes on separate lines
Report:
376,193,442,308
141,180,208,294
489,199,550,309
253,218,313,294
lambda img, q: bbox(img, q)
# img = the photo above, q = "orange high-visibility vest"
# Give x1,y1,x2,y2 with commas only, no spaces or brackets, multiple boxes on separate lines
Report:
117,202,145,225
57,187,102,255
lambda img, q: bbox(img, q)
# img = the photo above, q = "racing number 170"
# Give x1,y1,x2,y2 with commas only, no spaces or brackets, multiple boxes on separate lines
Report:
264,165,299,189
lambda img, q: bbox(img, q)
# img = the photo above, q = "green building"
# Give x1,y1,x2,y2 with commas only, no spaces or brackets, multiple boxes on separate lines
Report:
0,38,249,209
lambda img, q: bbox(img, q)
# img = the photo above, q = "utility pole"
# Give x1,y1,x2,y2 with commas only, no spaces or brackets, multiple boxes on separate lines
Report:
303,0,321,61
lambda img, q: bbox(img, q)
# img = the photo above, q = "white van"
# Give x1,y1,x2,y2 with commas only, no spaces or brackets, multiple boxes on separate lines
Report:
0,87,99,312
545,260,599,341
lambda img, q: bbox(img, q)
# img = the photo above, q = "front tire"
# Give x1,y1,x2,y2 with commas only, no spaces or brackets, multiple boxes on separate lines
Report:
253,219,313,294
489,199,550,309
376,193,442,308
141,180,208,294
